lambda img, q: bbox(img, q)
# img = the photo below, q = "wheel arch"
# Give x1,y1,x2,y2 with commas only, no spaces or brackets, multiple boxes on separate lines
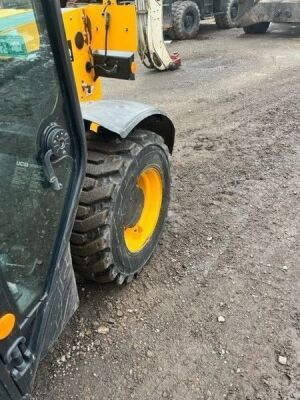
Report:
135,114,175,154
81,100,175,154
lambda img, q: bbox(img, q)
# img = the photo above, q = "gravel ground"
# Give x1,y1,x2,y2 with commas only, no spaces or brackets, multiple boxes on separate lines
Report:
33,21,300,400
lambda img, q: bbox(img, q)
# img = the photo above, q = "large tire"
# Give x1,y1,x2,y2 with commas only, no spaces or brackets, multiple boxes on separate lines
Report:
215,0,239,29
71,130,171,285
243,22,270,34
171,0,200,40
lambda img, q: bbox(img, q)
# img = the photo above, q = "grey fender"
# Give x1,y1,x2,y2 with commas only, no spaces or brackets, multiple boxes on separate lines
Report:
81,100,175,153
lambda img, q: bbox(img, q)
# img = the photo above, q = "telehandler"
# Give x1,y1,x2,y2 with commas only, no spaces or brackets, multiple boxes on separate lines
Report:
0,0,175,398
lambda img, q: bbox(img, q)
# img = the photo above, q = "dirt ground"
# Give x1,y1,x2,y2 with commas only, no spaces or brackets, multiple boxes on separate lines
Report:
33,22,300,400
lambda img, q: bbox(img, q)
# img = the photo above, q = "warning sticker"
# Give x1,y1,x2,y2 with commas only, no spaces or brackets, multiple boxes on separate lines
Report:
12,160,46,193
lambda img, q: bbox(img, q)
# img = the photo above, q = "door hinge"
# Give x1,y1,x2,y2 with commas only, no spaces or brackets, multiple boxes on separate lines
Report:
5,337,34,381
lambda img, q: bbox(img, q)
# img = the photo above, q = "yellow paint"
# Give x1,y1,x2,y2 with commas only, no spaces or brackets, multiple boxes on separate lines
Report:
124,167,163,253
62,8,101,102
62,2,137,102
90,122,100,133
17,20,40,53
86,3,137,53
0,313,16,341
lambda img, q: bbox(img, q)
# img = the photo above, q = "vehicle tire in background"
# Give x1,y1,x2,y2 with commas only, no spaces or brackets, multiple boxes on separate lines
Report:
215,0,239,29
71,130,171,285
171,0,200,39
243,21,270,34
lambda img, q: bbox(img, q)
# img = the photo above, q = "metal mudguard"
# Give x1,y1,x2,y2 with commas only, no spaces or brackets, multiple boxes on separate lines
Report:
236,0,300,26
81,100,175,153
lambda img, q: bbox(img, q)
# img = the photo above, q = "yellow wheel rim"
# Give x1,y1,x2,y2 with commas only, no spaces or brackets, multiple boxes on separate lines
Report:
124,167,163,253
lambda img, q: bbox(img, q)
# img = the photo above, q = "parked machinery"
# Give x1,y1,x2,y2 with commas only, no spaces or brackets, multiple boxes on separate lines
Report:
163,0,239,39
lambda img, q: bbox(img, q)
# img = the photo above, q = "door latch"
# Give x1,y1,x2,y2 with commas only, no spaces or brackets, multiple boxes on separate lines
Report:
41,123,71,191
5,337,34,381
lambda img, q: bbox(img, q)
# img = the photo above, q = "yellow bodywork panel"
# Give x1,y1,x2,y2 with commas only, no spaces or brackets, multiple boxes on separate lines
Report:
0,9,40,56
62,7,102,102
86,3,137,53
62,2,138,102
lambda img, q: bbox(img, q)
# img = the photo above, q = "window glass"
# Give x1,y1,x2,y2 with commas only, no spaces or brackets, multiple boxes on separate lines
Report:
0,0,75,314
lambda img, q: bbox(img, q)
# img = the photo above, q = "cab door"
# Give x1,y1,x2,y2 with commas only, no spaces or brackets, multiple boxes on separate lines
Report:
0,0,86,398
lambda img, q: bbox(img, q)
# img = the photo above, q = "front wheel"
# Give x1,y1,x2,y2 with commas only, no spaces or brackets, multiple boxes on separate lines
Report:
171,0,200,40
71,130,171,284
215,0,239,29
243,22,270,34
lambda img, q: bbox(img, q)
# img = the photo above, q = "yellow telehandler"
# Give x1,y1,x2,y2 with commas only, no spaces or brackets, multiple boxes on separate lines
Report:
0,0,175,398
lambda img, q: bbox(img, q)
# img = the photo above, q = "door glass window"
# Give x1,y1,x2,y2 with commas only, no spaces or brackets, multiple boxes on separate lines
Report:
0,0,76,314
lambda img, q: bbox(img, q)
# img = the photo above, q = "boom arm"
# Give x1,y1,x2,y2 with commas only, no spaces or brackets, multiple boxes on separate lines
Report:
136,0,181,71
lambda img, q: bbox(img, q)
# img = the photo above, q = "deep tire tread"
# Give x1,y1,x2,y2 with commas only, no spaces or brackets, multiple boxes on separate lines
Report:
72,130,168,284
215,0,237,29
171,0,200,40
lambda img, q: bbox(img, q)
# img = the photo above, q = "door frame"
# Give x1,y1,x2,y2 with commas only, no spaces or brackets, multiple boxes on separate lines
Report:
0,0,86,397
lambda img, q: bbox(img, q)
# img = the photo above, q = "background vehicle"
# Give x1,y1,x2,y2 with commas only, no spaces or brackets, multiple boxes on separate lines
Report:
137,0,181,69
163,0,239,39
235,0,300,34
0,0,175,398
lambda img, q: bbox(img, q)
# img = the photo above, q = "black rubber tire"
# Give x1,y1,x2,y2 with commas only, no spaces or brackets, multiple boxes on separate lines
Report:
215,0,239,29
71,130,171,285
171,0,200,40
243,22,270,34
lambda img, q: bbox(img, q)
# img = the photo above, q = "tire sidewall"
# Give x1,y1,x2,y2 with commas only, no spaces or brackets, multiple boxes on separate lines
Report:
111,143,170,276
216,0,239,29
227,0,239,26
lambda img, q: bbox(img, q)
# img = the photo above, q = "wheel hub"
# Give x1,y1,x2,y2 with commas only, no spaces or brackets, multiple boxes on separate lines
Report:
123,167,163,254
184,13,195,31
123,186,144,228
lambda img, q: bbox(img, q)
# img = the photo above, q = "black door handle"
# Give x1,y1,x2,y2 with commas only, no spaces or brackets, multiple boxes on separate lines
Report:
43,148,63,191
41,123,71,191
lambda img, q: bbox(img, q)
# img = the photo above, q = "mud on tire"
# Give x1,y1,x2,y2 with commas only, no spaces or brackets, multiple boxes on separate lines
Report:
71,130,171,285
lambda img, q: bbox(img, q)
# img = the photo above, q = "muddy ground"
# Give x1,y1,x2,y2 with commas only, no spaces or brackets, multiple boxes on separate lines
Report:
33,22,300,400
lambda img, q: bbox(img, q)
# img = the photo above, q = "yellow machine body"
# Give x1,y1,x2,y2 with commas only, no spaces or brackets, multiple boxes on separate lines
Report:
62,2,138,102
